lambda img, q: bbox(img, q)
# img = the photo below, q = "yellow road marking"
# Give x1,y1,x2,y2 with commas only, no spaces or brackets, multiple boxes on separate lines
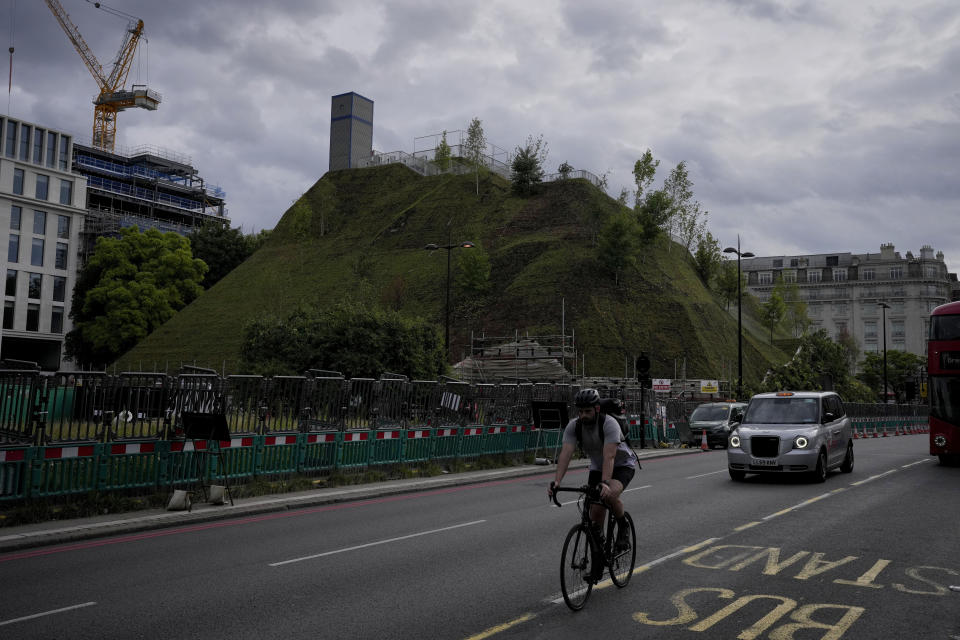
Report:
734,521,762,532
464,613,536,640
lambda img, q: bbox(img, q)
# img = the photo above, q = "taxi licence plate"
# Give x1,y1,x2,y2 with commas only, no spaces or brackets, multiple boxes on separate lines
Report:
751,458,777,466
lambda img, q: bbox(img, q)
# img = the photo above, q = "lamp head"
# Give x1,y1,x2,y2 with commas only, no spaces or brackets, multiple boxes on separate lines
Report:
723,247,736,254
460,241,476,249
742,252,755,258
424,243,439,251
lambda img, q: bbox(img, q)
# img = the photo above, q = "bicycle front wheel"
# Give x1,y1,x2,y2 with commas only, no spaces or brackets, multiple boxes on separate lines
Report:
560,524,594,610
609,512,637,588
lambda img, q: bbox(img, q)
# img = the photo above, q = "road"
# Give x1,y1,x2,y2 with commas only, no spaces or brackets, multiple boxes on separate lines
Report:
1,435,958,639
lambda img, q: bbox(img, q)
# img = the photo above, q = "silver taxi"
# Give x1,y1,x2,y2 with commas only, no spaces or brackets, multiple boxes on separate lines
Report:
727,391,854,483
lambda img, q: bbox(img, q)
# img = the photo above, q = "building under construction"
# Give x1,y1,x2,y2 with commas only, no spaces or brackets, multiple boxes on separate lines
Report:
72,142,227,257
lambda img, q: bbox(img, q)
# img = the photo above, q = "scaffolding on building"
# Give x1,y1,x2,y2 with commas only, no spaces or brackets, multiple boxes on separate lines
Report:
453,331,577,383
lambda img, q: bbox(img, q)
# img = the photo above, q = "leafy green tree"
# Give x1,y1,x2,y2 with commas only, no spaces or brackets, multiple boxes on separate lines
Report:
239,302,445,378
66,227,207,368
465,117,487,195
693,231,723,285
187,222,265,288
456,242,492,298
558,161,573,179
715,259,742,310
780,281,810,337
663,161,708,251
635,189,673,246
857,350,926,403
510,134,548,196
598,210,640,285
434,130,451,172
759,288,787,343
760,329,874,402
632,149,659,203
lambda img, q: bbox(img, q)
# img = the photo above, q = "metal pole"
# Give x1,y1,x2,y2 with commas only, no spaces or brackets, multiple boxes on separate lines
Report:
444,245,451,356
737,246,743,400
882,304,888,403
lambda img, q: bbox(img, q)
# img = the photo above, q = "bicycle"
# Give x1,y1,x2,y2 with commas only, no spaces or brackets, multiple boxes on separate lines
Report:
550,483,637,610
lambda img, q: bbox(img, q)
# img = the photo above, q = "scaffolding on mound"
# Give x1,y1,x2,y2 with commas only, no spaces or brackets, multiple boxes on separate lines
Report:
453,331,576,383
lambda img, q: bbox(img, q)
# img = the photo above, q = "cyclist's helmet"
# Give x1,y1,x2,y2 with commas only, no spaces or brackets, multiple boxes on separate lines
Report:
574,388,601,408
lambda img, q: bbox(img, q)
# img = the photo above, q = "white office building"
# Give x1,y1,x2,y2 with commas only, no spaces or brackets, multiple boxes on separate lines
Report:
740,244,955,358
0,115,87,370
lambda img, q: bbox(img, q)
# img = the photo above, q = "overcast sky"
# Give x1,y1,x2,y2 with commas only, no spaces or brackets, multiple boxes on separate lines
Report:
7,0,959,272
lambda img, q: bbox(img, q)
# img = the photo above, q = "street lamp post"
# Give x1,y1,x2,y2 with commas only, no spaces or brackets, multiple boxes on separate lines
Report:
878,301,890,403
723,235,754,400
425,233,475,358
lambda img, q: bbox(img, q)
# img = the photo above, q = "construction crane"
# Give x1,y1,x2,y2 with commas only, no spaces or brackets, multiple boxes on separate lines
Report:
45,0,160,151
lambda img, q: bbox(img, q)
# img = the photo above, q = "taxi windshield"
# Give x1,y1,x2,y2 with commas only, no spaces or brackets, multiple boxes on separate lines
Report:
744,397,820,425
690,405,730,421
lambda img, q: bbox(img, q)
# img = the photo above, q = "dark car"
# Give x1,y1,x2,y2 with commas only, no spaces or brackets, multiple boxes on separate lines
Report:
688,402,747,448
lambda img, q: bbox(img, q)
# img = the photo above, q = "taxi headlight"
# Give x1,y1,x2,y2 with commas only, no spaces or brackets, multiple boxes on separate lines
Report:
729,434,741,448
794,436,809,449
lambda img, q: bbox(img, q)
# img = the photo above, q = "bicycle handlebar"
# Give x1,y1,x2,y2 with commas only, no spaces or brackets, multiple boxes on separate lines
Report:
550,483,601,508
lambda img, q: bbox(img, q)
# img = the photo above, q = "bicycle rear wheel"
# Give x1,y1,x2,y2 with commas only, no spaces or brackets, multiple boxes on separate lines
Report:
560,524,594,610
609,512,637,587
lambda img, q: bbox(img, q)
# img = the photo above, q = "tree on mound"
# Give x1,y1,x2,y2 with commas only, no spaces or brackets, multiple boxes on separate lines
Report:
239,302,446,378
66,227,207,369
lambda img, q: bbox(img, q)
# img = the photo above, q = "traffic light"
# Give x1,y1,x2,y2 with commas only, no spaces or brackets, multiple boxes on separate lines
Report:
636,352,651,388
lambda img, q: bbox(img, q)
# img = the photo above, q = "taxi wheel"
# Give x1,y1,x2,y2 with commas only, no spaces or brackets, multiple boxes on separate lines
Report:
729,469,745,482
840,443,854,473
810,451,827,483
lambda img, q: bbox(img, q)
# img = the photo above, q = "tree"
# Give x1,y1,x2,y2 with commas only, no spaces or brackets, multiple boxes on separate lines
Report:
781,281,811,337
456,242,492,298
664,161,708,251
632,149,659,203
759,289,787,343
558,161,573,179
857,350,926,403
635,189,673,246
187,222,265,288
65,227,207,368
693,231,723,286
715,259,742,310
464,117,487,195
434,130,451,172
760,329,874,402
598,210,640,285
510,134,548,196
239,302,445,379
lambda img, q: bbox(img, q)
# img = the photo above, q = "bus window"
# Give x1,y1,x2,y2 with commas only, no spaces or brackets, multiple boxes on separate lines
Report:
930,314,960,340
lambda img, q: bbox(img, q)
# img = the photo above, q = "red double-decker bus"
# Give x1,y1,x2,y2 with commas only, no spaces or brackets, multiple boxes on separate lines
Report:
928,300,960,465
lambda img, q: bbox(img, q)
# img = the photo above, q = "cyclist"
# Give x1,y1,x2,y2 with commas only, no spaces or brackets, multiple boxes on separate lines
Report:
548,388,638,580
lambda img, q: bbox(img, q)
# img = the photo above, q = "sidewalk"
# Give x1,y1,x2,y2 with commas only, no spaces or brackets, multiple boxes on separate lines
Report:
0,448,700,554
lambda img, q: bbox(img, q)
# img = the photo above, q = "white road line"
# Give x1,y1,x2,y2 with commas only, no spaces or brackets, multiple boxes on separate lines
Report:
685,469,727,479
901,459,932,469
851,469,898,486
269,520,486,567
762,492,833,520
0,602,96,627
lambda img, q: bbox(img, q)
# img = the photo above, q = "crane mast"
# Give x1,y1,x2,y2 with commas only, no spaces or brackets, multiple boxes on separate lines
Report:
45,0,160,151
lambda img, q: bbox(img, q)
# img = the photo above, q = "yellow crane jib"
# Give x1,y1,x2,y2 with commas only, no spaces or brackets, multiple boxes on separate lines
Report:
45,0,161,151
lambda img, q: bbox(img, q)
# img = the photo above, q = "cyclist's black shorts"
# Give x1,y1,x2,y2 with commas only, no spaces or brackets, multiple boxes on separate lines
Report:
588,466,635,490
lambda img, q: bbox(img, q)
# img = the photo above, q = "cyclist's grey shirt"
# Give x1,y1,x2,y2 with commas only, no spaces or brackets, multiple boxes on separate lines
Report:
562,415,638,472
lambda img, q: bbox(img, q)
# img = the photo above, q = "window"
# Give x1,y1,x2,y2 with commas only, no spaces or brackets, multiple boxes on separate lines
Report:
790,258,799,267
773,259,783,268
7,234,18,263
19,124,30,161
46,132,56,168
33,128,44,164
28,272,41,299
782,270,796,283
26,303,39,332
4,120,15,157
50,306,64,334
926,266,940,279
835,321,848,338
57,215,70,239
59,135,70,170
807,289,819,300
55,242,68,270
33,210,46,235
862,268,875,281
759,272,773,285
834,287,848,299
833,269,847,282
53,276,66,302
891,320,905,338
10,205,20,230
890,266,903,279
826,255,839,267
13,168,23,195
35,175,49,200
59,179,73,206
2,301,13,330
807,270,822,283
833,303,848,316
31,238,44,266
5,269,15,297
892,301,905,313
809,304,822,316
864,320,877,339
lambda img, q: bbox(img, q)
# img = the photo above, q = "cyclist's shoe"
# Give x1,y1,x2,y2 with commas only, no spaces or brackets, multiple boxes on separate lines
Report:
584,567,604,584
614,526,631,553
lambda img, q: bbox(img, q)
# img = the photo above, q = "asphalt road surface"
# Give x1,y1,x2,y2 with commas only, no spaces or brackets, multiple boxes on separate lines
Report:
1,435,958,639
